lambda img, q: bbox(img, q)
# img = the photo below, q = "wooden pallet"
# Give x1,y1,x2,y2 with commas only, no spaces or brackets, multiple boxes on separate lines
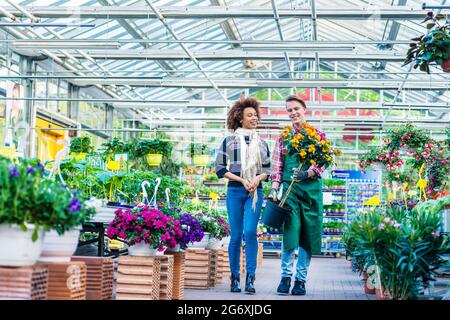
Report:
209,249,222,287
71,256,114,300
154,255,174,300
0,265,49,300
166,252,185,300
38,261,87,300
220,249,231,278
116,256,161,300
184,249,210,289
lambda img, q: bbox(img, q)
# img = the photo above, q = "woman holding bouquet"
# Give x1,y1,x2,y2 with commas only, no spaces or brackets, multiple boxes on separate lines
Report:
269,95,335,296
215,97,271,294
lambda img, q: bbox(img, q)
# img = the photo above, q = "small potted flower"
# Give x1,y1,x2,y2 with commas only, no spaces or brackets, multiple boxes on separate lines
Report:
193,212,230,249
134,139,173,166
171,213,205,251
403,12,450,73
70,136,93,161
189,143,211,167
106,205,182,256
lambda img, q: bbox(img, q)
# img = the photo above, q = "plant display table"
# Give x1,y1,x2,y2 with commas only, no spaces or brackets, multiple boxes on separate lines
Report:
116,256,161,300
154,255,174,300
166,252,185,300
0,265,48,300
184,249,211,289
71,256,114,300
38,261,87,300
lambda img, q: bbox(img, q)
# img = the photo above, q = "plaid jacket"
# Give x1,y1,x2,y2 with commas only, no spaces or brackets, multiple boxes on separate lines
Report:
270,123,326,183
215,135,271,182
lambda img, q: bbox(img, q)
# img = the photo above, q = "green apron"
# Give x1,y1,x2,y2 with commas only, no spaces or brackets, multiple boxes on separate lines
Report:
281,153,323,255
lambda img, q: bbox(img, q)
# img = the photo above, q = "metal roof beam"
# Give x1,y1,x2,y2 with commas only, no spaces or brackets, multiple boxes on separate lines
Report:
1,6,444,20
32,50,406,61
68,77,450,90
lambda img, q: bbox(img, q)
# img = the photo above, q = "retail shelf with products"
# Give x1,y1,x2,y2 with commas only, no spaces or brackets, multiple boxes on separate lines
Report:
321,180,347,256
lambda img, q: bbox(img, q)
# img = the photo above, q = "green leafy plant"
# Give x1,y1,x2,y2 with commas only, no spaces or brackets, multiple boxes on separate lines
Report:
403,12,450,73
70,136,93,153
189,143,211,158
134,139,173,158
0,156,95,240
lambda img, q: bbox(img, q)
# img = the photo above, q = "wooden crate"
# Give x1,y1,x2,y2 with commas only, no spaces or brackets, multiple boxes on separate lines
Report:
154,255,174,300
0,265,48,300
166,252,185,300
240,243,263,274
209,249,224,287
184,249,210,289
38,261,87,300
220,250,231,278
71,256,114,300
116,256,161,300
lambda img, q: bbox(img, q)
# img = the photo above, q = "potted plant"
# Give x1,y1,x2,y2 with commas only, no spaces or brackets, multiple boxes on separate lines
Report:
106,205,182,256
189,143,211,167
134,139,173,166
37,192,99,262
170,213,205,251
403,12,450,73
70,136,93,161
102,137,128,161
0,157,47,266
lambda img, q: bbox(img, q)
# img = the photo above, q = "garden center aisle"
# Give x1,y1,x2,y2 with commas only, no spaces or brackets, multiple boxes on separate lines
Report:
184,256,374,300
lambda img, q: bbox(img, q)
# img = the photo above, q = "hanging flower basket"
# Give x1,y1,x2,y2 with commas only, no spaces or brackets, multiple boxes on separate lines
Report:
146,153,162,166
442,58,450,73
193,154,210,167
71,152,87,161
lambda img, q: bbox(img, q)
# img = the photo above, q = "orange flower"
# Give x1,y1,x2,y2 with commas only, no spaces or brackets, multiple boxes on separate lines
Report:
308,144,316,153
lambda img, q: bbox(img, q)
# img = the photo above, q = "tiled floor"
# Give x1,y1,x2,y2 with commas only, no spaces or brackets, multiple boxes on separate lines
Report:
184,255,375,300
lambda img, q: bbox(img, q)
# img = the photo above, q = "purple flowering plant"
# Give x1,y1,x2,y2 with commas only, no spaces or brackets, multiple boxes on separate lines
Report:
107,205,183,251
0,156,95,240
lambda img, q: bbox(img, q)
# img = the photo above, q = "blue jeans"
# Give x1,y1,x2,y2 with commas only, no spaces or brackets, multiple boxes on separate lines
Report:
226,186,263,277
281,245,312,282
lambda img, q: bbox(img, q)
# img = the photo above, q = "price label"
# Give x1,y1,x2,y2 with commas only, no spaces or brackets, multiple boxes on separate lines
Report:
323,192,334,205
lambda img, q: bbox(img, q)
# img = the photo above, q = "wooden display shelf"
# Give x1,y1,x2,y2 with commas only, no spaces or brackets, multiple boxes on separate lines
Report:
166,252,185,300
37,261,87,300
116,256,161,300
184,249,211,289
0,265,48,300
154,255,174,300
71,256,114,300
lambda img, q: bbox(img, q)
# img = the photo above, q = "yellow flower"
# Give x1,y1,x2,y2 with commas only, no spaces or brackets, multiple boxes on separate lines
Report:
300,149,307,158
310,159,316,165
308,144,316,153
320,140,326,145
333,148,342,156
417,179,427,189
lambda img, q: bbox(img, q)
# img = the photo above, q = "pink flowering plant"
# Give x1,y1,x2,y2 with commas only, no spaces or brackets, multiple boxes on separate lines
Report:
107,205,183,251
193,211,230,240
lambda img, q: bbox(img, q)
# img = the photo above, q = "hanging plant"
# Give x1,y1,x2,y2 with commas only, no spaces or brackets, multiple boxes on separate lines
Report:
403,12,450,73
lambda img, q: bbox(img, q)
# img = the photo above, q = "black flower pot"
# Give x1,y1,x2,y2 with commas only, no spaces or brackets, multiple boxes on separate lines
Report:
262,199,291,229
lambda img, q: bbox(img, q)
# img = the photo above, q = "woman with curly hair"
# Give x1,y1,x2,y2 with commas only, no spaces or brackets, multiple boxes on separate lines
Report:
215,97,271,294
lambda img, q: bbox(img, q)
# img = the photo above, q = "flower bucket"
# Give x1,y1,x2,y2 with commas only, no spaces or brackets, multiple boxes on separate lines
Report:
442,58,450,73
71,152,87,161
0,224,44,266
146,153,162,166
187,233,210,249
261,199,291,230
128,243,165,256
38,227,81,262
193,154,209,167
206,237,223,250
